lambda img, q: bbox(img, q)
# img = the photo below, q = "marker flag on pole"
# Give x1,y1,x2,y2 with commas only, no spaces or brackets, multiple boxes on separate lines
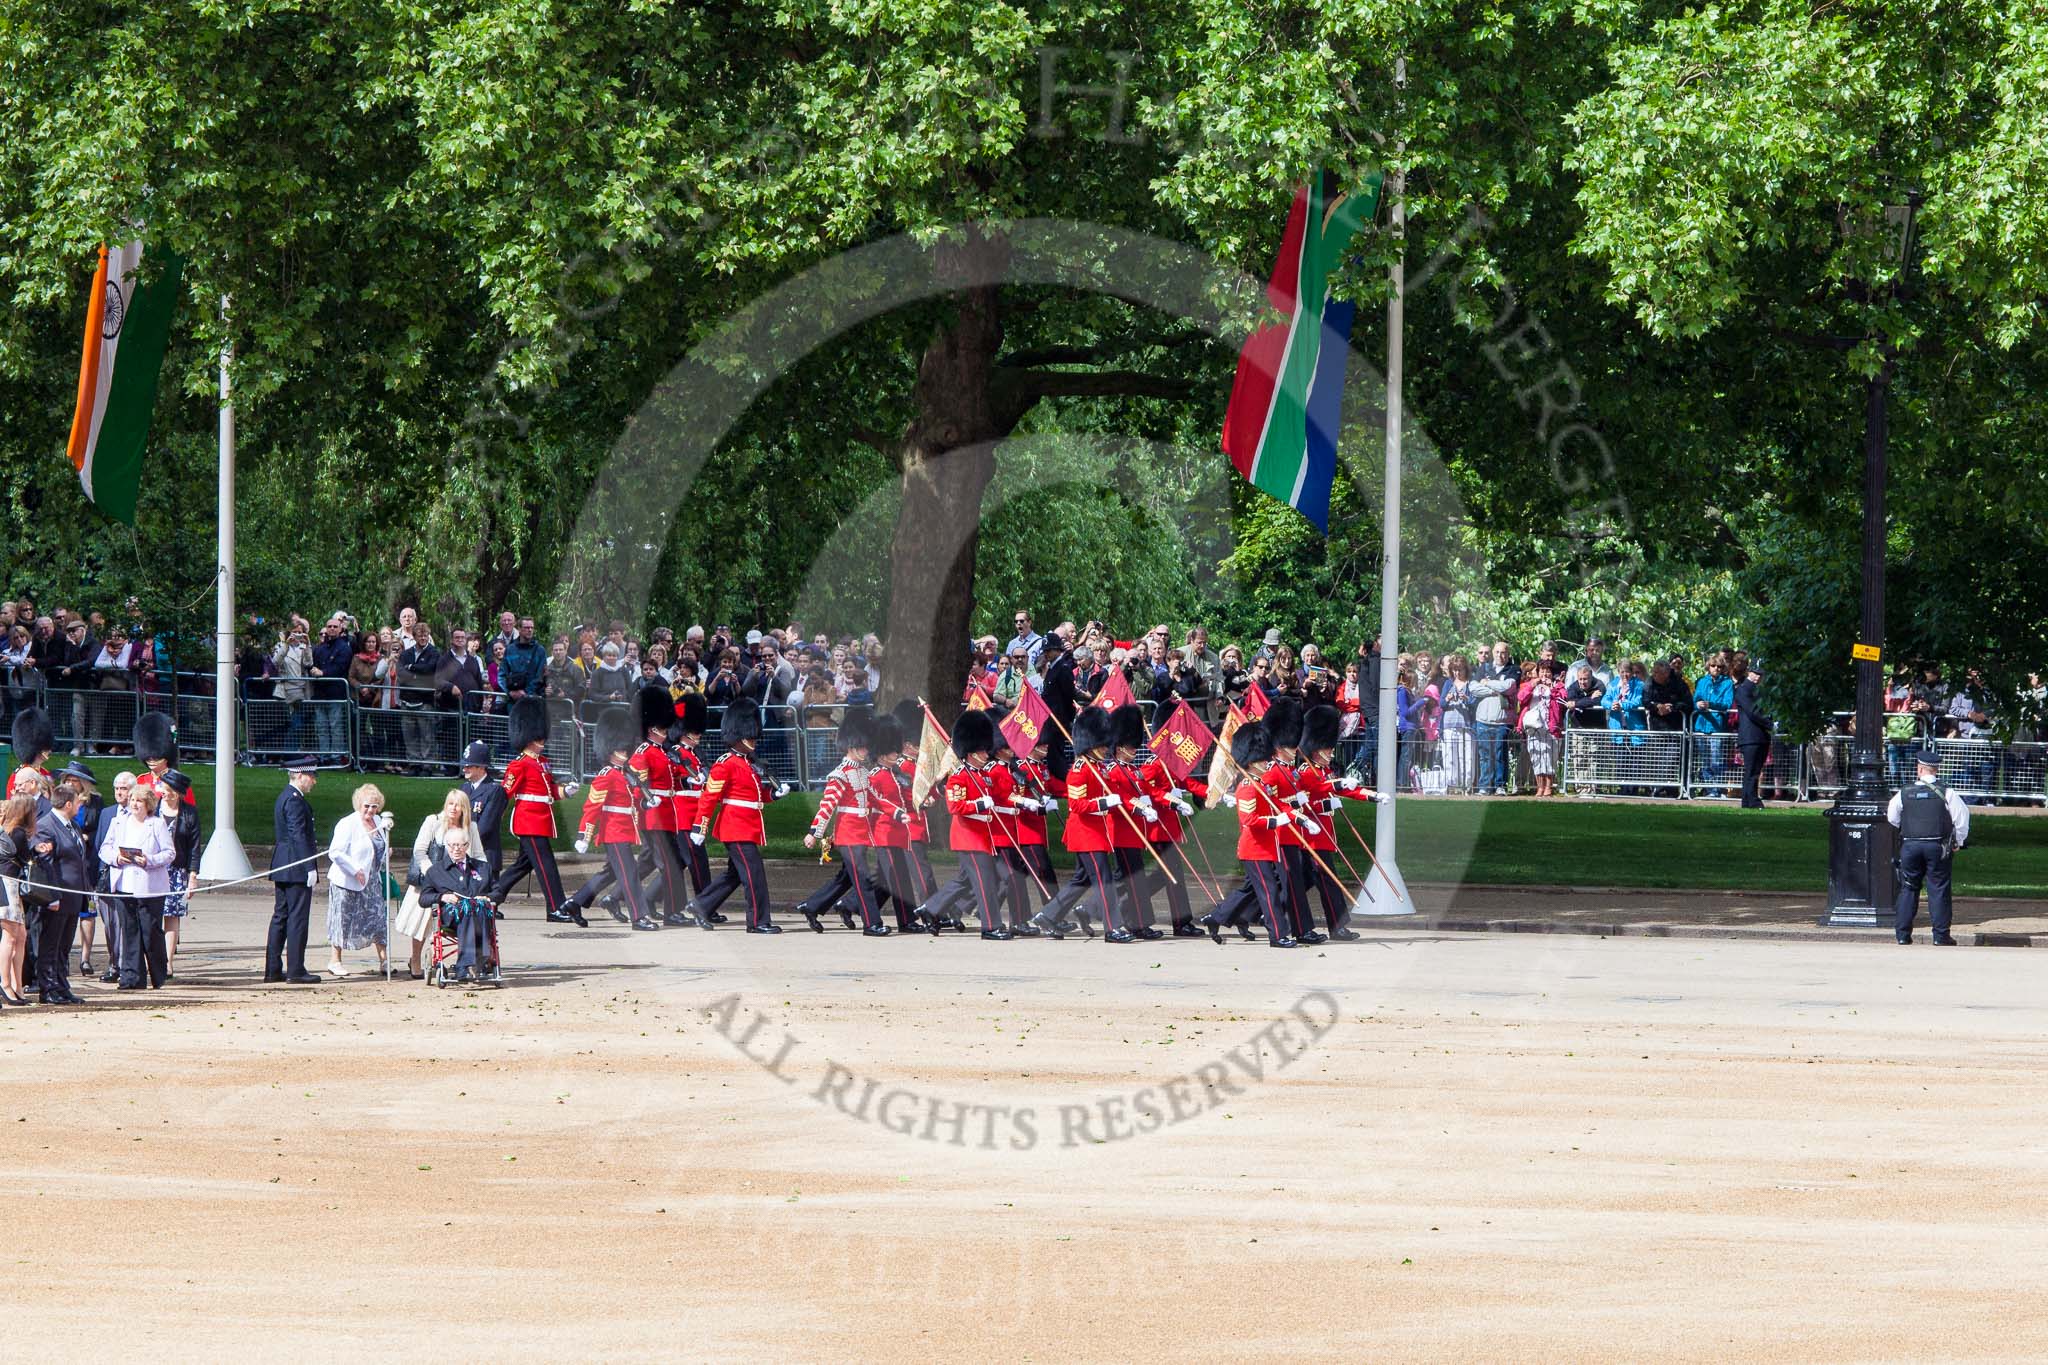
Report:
1151,699,1217,785
1204,705,1244,809
67,240,182,525
999,683,1055,757
1221,172,1382,533
1090,668,1137,712
911,707,958,808
1242,680,1271,718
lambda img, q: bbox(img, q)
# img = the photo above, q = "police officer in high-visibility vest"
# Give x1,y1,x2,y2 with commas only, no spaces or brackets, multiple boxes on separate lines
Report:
1886,746,1970,945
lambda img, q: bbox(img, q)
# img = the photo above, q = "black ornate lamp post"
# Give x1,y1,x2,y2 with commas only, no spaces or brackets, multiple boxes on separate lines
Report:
1824,189,1922,926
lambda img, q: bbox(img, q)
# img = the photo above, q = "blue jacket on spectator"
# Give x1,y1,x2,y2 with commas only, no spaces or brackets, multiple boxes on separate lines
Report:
1692,673,1733,733
500,637,546,696
1609,676,1646,732
311,637,355,701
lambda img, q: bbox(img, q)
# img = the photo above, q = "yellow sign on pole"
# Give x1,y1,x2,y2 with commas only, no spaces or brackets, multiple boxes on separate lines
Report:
1852,642,1881,663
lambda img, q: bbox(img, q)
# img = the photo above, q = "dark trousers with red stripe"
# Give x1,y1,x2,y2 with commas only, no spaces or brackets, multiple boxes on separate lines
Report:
673,829,711,896
1246,859,1290,938
1000,844,1053,929
1280,847,1317,938
1301,848,1349,932
693,840,771,928
492,834,568,913
1043,849,1133,933
959,849,1006,933
871,846,919,929
798,844,884,930
905,842,939,902
1132,841,1194,930
582,841,651,923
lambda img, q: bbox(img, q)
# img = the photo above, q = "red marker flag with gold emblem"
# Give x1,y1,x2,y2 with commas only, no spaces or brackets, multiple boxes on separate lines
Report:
999,682,1055,756
1151,699,1217,784
1091,667,1137,712
1242,680,1271,718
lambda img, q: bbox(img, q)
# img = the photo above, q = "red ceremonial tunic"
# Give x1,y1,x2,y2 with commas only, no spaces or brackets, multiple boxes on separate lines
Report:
1293,761,1367,853
697,750,770,844
944,764,1000,854
895,755,930,843
1235,778,1282,862
630,740,677,833
578,765,640,845
809,759,873,846
1006,758,1050,847
1137,758,1188,845
1107,762,1145,850
867,765,911,849
669,741,704,831
1062,759,1118,854
503,750,565,837
1258,763,1309,848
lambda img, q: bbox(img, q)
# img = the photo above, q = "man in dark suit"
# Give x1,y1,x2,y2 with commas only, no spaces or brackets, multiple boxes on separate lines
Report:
1038,630,1077,778
32,778,90,1003
266,758,322,983
457,740,508,883
1732,656,1774,809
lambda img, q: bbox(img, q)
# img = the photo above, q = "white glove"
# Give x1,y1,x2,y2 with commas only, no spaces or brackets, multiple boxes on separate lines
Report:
574,836,590,855
773,782,792,799
690,830,706,846
1374,791,1395,804
1287,791,1310,807
1016,796,1040,812
1298,815,1324,836
1170,798,1194,816
1271,811,1292,826
1140,807,1159,824
1041,797,1059,813
563,783,581,798
1337,775,1362,791
377,811,395,831
975,796,995,812
1220,793,1237,809
646,796,663,809
1099,793,1122,809
308,868,319,890
895,810,910,823
803,833,818,849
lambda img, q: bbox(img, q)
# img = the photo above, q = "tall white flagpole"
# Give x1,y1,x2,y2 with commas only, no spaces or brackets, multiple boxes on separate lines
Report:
1360,57,1416,916
199,295,252,881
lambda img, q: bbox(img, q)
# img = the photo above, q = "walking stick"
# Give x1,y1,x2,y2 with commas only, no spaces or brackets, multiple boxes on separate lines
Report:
1335,799,1395,896
915,701,1053,898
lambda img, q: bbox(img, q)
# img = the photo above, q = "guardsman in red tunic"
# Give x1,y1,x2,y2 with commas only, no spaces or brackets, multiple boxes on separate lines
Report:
666,694,717,911
1259,698,1324,944
1104,705,1164,941
6,708,54,798
1295,704,1382,940
942,709,1011,939
861,716,922,931
490,697,586,925
1031,705,1133,941
1227,720,1299,947
572,709,659,932
796,714,890,935
626,686,687,924
996,725,1055,935
890,700,939,904
1135,726,1205,938
686,698,787,932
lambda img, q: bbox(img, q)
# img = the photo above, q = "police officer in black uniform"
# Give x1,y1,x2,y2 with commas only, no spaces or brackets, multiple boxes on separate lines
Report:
457,740,508,884
1886,746,1970,945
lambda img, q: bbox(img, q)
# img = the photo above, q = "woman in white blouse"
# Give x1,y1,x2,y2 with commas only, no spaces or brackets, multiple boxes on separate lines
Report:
394,788,472,978
98,782,177,989
325,784,393,977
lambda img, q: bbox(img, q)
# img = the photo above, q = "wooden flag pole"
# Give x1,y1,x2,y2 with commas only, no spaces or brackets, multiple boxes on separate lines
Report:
917,699,1052,898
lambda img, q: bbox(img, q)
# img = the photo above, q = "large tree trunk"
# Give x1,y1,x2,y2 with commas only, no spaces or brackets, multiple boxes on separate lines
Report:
880,231,1010,720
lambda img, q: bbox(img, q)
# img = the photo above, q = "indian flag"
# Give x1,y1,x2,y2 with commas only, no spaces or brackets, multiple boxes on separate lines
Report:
67,240,182,525
1221,172,1381,532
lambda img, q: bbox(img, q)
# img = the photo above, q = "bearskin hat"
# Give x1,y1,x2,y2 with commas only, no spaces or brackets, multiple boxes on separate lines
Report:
1071,704,1117,755
594,706,638,761
1301,704,1342,755
1230,719,1275,770
1111,703,1146,752
721,697,762,745
838,711,871,753
869,715,902,758
1264,696,1304,751
10,706,53,765
635,685,676,736
132,711,177,767
951,708,997,760
508,696,549,752
673,692,710,740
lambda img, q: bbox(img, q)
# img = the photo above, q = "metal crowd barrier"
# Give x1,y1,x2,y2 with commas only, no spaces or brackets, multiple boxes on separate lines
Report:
1563,728,1690,796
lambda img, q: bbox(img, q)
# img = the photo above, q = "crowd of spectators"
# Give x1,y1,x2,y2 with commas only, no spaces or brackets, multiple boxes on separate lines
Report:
4,591,2042,800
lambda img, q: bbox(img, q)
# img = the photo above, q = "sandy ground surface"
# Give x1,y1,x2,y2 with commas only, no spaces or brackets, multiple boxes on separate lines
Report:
7,885,2048,1361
